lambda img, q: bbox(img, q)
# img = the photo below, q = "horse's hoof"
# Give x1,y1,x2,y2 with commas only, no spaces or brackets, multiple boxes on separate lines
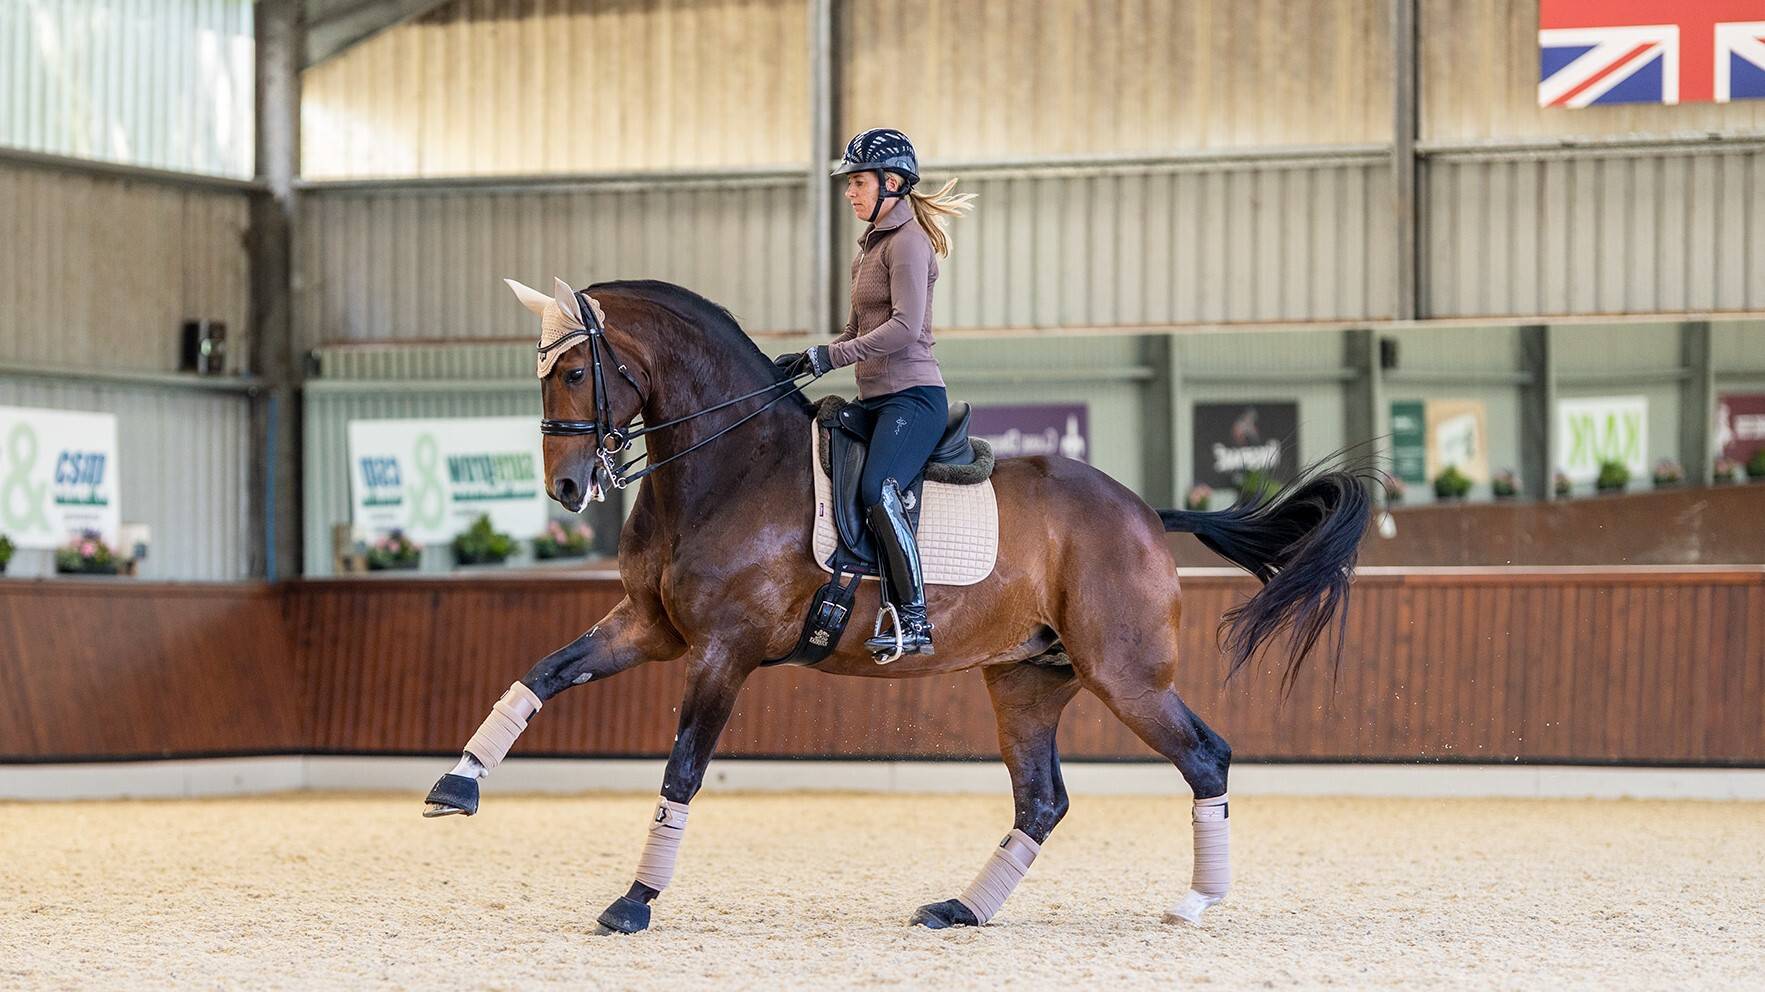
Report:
909,899,979,929
421,773,479,817
1161,889,1222,926
595,895,651,935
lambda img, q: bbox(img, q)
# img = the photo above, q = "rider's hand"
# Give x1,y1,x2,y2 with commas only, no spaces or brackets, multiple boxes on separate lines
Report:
772,351,810,377
773,347,832,378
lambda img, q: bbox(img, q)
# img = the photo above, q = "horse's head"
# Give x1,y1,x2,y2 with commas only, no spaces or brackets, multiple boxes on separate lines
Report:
506,277,649,512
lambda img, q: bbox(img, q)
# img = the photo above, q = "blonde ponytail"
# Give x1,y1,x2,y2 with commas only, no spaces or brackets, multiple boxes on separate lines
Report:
906,178,976,257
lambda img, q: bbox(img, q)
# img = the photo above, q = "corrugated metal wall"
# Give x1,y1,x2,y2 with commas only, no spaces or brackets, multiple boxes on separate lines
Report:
300,0,808,178
0,0,255,176
1422,146,1765,318
0,375,253,580
295,177,808,350
908,156,1395,329
1420,0,1765,144
1713,321,1765,376
844,0,1391,157
0,158,253,372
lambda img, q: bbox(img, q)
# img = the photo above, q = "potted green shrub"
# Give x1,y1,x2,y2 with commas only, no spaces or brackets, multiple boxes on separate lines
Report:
533,520,594,559
1749,449,1765,483
0,533,13,575
55,530,119,575
1713,457,1739,484
1553,470,1573,498
1183,484,1212,512
367,530,422,570
1433,465,1472,502
1596,459,1629,494
1651,458,1683,488
453,514,515,566
1238,470,1278,502
1491,468,1520,500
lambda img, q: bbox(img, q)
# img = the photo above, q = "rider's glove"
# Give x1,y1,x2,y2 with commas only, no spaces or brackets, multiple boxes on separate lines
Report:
773,346,832,378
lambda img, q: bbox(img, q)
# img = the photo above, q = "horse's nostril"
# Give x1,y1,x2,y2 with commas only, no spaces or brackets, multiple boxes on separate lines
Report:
557,477,581,505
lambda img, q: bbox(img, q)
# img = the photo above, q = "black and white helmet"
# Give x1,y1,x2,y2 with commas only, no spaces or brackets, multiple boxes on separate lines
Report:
831,128,920,190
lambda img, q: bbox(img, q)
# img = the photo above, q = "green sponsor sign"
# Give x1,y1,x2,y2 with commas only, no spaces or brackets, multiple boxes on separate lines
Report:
1390,400,1426,485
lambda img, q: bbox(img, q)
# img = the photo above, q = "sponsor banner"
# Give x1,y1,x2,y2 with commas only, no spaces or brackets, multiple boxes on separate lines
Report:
968,404,1089,462
1556,395,1648,484
1714,393,1765,465
348,417,548,543
1390,400,1427,485
1391,399,1490,485
1425,399,1490,484
1192,401,1298,488
0,406,120,549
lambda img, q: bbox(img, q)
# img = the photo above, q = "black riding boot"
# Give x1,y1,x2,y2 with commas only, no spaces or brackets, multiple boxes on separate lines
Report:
864,478,934,657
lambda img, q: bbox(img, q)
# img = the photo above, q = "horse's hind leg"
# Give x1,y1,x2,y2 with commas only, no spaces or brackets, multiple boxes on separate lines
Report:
1064,609,1233,926
911,656,1080,928
422,598,679,817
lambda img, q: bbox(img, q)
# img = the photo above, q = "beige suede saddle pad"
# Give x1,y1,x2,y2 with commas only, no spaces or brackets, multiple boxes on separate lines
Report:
810,413,1001,587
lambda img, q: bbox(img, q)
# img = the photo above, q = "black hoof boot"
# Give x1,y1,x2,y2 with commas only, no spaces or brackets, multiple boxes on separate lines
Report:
909,899,979,929
421,773,479,817
594,895,652,935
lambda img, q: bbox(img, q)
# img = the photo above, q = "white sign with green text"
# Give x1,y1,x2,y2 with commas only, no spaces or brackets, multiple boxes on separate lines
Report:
0,406,121,548
1555,396,1648,484
347,417,547,544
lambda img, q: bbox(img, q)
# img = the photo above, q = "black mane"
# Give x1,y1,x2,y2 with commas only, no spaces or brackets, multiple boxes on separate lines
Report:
588,279,812,414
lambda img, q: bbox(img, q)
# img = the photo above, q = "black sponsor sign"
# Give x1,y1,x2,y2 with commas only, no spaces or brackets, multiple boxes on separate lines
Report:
1192,401,1298,488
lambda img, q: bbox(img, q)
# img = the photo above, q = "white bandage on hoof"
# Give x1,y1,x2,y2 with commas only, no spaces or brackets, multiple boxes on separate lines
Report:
1165,793,1230,925
463,681,542,772
955,829,1041,924
633,797,690,892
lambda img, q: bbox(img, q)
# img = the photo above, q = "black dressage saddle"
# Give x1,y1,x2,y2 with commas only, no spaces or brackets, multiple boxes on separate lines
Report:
762,398,993,670
822,397,980,573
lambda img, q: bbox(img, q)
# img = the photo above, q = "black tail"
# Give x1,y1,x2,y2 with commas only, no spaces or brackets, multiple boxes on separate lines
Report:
1160,456,1380,692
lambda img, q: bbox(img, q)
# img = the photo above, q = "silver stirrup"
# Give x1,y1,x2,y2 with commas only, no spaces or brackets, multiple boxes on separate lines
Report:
872,603,905,665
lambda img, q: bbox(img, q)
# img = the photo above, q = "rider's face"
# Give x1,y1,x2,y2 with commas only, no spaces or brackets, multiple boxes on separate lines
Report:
844,172,899,220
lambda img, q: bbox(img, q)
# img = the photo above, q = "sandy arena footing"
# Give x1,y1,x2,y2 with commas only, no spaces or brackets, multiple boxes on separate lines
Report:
3,792,1761,990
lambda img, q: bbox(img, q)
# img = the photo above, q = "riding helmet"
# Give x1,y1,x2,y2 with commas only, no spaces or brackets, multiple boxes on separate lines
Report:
831,128,920,190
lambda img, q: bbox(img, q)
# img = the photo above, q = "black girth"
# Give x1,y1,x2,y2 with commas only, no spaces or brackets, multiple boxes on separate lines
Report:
539,290,815,492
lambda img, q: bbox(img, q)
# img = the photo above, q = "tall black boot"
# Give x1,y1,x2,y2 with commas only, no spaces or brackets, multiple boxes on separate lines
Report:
864,478,934,657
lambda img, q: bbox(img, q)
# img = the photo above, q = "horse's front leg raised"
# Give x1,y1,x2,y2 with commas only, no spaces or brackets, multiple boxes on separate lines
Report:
422,598,681,817
595,650,753,936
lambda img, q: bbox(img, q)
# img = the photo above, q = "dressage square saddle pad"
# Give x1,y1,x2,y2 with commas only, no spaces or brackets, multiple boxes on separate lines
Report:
810,421,1000,586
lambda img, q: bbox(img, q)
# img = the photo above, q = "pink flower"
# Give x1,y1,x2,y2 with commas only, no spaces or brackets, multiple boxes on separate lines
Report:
80,541,96,557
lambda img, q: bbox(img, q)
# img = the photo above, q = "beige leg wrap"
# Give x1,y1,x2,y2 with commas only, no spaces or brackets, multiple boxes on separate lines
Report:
1165,793,1231,925
955,829,1041,924
463,682,542,771
633,798,691,892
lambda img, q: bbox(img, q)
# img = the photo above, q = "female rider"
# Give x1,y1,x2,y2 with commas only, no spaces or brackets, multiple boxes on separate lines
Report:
777,128,973,656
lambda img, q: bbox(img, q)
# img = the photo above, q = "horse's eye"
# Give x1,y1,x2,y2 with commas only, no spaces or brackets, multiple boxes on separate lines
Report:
567,368,586,385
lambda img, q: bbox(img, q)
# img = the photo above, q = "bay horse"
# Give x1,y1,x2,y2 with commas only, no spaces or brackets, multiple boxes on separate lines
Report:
423,277,1373,934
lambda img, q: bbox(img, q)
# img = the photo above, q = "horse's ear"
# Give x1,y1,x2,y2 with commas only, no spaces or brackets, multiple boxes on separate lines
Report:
553,277,585,329
504,278,552,317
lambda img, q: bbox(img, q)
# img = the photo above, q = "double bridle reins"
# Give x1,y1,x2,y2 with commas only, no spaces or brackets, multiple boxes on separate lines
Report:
538,290,817,493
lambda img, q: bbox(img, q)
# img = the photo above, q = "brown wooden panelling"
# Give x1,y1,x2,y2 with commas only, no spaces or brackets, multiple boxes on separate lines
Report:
3,570,1762,764
0,582,304,759
1172,486,1765,569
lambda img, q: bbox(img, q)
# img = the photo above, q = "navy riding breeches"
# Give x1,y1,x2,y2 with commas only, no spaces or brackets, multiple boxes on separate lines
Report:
855,385,948,509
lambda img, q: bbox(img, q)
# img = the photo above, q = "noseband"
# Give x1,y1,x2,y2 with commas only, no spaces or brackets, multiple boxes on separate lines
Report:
538,290,816,492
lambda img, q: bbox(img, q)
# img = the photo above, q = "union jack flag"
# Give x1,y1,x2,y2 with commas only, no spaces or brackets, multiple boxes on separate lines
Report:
1539,1,1765,107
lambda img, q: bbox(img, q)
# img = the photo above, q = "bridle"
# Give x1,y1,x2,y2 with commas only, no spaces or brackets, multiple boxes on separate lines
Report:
538,290,817,495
